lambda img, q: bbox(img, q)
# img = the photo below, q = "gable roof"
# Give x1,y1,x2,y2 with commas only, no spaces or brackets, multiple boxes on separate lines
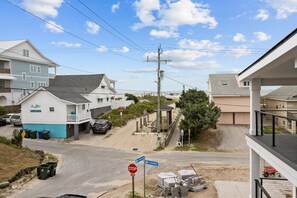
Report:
0,39,59,67
45,87,90,104
49,74,112,94
18,87,90,105
264,86,297,100
209,74,249,96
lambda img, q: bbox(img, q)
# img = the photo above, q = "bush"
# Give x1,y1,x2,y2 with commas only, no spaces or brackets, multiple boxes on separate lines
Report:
0,136,12,146
0,106,6,116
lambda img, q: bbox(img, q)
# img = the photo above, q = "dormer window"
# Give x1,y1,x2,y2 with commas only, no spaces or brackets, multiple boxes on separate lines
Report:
243,81,250,86
23,49,29,57
221,80,228,86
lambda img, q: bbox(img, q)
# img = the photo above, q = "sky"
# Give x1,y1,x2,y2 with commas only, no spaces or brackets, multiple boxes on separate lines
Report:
0,0,296,94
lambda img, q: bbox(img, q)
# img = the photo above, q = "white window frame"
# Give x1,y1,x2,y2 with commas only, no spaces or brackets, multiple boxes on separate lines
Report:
37,66,41,73
49,107,55,112
30,65,35,73
82,104,85,110
37,81,46,88
22,72,26,80
23,49,29,57
30,81,34,88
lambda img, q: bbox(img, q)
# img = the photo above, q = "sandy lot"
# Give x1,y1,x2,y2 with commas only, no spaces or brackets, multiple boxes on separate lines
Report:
100,163,250,198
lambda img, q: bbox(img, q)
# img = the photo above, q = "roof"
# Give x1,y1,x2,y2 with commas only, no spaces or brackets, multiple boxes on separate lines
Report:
238,28,297,77
264,86,297,100
49,74,107,94
44,87,90,104
0,39,59,67
209,74,249,96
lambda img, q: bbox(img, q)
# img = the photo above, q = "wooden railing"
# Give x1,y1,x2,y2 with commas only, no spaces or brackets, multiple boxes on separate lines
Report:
0,68,10,74
165,110,181,146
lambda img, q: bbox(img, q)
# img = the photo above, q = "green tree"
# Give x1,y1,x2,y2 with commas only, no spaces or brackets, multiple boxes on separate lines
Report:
125,93,139,104
176,89,220,140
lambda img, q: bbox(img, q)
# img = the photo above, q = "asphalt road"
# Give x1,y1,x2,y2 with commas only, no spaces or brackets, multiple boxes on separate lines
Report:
7,139,249,198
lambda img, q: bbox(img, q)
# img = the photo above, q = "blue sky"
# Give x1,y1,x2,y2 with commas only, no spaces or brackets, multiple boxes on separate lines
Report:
1,0,297,93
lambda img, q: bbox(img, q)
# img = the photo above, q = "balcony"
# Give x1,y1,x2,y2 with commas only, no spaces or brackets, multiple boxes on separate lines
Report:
67,112,91,123
0,68,10,74
248,111,297,171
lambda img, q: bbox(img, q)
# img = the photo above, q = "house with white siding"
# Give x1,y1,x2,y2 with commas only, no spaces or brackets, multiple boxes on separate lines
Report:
238,28,297,198
0,40,58,106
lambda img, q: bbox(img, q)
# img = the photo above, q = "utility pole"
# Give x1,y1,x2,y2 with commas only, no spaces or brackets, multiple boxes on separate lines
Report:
147,44,171,148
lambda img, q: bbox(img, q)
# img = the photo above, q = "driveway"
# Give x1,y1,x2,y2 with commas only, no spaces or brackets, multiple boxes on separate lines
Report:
0,124,22,138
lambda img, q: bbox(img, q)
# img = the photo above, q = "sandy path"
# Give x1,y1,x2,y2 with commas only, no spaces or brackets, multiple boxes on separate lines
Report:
70,112,159,153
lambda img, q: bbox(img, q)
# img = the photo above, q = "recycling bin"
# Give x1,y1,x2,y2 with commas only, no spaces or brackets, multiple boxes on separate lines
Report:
46,162,57,177
43,131,50,140
30,131,37,139
37,164,51,180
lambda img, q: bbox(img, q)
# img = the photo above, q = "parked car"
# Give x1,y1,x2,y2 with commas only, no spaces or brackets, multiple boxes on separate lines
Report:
10,114,22,126
2,113,14,124
92,119,112,134
0,117,7,126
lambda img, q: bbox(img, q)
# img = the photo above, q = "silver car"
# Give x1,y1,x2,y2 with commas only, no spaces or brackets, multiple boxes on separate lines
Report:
2,113,14,124
10,114,22,126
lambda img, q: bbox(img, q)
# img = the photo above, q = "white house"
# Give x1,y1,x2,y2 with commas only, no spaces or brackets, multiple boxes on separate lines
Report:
19,86,91,139
49,74,116,118
0,40,58,106
238,28,297,197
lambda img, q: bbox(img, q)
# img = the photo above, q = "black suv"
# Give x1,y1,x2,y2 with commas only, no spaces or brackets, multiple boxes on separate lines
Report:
92,119,112,134
0,117,6,126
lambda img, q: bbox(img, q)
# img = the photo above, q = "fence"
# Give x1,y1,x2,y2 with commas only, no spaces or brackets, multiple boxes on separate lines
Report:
165,110,181,146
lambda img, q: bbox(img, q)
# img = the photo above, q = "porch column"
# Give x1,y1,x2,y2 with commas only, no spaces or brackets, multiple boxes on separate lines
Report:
249,78,261,135
293,186,297,198
86,122,90,133
249,78,261,198
250,149,260,198
74,124,79,140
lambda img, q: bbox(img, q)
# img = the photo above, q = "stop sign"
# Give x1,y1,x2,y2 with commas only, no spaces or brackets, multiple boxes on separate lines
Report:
128,163,137,174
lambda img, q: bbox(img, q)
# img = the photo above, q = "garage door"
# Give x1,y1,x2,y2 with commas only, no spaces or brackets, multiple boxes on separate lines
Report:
218,112,233,124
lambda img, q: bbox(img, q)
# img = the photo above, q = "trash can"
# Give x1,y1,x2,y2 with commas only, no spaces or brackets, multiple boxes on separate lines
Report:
38,131,43,139
43,131,50,140
37,164,51,180
30,131,37,139
25,130,31,138
46,162,57,177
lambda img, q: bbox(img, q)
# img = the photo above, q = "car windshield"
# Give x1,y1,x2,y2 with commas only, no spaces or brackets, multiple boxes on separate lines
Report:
11,115,20,119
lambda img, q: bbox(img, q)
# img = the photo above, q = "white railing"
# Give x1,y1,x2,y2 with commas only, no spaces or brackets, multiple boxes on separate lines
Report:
67,112,91,122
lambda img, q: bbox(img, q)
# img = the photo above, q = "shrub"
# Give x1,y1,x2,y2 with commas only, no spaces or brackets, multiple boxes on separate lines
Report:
0,106,6,116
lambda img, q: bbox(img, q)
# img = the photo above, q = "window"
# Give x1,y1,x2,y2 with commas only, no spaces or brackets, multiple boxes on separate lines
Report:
30,81,34,88
288,120,292,129
82,104,85,110
23,49,29,57
30,65,36,73
101,85,106,89
243,81,250,86
221,80,228,85
97,98,103,103
22,72,26,80
37,66,41,73
106,98,109,102
37,81,46,87
49,107,55,112
283,120,286,126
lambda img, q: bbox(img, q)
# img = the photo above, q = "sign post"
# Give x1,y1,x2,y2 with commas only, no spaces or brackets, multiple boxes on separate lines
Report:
180,129,184,146
128,163,137,198
135,156,145,198
120,107,124,126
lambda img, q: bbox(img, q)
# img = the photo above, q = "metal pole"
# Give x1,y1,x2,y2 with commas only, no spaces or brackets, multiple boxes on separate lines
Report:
144,156,146,198
157,45,161,147
188,129,191,146
132,174,135,198
272,115,275,147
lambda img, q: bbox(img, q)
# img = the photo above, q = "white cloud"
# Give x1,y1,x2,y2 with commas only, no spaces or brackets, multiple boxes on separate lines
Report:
133,0,217,31
111,2,120,13
214,34,223,39
150,29,179,38
51,41,81,47
226,45,252,57
86,21,100,35
21,0,63,18
96,46,108,52
44,21,64,33
178,39,223,52
265,0,297,19
253,31,271,41
168,61,220,69
113,46,130,53
233,33,246,42
125,68,156,73
255,9,269,21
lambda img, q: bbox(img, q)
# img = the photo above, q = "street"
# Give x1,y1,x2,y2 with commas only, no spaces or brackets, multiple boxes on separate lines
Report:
7,139,249,198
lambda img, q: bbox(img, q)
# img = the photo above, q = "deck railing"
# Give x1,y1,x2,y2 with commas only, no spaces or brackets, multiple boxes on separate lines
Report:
67,112,91,122
255,110,297,147
255,179,271,198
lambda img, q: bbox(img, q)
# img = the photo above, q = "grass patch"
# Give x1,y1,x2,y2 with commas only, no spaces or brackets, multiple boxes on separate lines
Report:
127,191,143,198
0,143,40,183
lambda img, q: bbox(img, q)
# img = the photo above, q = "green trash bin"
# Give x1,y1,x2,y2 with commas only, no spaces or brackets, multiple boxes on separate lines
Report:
30,131,37,139
37,164,51,180
46,162,57,177
25,130,31,138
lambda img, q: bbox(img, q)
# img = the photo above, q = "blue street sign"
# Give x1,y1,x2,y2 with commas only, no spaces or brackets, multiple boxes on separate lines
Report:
135,156,145,163
145,160,158,166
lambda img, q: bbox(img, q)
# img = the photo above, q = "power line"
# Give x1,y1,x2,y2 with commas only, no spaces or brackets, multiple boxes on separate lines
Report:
5,0,141,63
163,75,195,89
76,0,148,54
